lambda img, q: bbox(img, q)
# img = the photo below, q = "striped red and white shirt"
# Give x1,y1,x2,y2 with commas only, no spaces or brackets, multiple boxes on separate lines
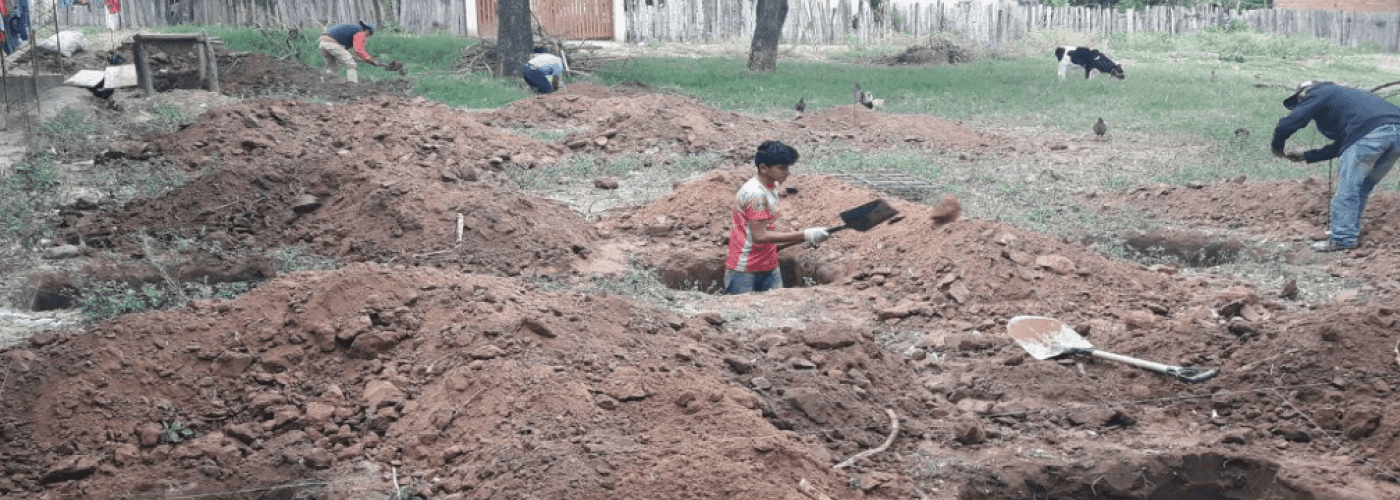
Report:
726,177,782,272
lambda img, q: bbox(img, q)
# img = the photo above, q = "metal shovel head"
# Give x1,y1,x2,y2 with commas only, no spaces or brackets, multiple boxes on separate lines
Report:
1006,315,1093,360
838,199,899,232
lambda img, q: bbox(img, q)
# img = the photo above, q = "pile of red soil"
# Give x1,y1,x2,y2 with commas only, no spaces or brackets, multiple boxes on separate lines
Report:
63,95,587,278
1096,177,1400,291
1,70,1398,500
479,83,1000,162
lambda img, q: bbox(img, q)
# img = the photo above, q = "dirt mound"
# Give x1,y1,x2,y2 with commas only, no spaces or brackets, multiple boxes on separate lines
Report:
1095,176,1400,290
180,51,414,101
2,68,1400,500
0,264,852,499
60,96,588,277
880,36,983,65
479,82,1002,161
11,172,1400,499
604,165,1400,498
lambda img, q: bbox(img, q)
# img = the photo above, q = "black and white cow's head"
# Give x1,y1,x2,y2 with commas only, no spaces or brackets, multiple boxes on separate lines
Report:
1055,46,1125,81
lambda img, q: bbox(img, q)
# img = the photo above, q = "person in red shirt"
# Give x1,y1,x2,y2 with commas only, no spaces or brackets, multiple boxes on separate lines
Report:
724,140,830,294
319,22,380,83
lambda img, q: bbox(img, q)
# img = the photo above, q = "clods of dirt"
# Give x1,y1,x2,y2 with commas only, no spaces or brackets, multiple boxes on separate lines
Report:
1,45,1399,500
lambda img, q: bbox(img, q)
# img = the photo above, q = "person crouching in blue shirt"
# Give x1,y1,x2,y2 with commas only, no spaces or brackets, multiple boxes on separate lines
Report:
522,47,564,94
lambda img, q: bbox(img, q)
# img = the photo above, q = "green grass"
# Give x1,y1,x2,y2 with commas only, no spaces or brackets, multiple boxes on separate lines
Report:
590,42,1392,145
583,27,1396,193
148,23,1398,152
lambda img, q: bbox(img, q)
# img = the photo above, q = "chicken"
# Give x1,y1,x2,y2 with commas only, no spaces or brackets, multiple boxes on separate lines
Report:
1093,117,1107,138
88,87,115,100
795,97,805,115
853,82,875,109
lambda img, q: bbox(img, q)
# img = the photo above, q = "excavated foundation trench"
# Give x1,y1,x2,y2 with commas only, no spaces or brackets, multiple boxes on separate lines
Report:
657,255,834,294
1083,228,1252,267
960,453,1317,500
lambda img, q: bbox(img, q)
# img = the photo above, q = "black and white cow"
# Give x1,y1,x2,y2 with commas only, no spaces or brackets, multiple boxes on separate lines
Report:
1054,46,1125,80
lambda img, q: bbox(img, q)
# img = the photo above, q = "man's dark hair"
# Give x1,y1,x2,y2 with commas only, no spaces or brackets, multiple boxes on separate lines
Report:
755,140,799,166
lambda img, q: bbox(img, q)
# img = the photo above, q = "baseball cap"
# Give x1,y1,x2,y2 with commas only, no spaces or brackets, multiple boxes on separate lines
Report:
1284,80,1323,109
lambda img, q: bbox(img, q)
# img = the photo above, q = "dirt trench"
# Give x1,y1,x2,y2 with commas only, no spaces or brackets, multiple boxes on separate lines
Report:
0,49,1397,500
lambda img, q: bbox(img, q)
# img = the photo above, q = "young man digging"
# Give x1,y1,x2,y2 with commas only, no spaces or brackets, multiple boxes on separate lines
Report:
724,140,831,294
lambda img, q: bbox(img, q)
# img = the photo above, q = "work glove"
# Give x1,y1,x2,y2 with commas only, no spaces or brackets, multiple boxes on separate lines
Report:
1273,148,1306,163
803,227,831,246
1283,149,1307,163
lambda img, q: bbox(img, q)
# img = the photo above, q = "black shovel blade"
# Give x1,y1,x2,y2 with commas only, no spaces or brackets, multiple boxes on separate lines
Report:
836,199,898,232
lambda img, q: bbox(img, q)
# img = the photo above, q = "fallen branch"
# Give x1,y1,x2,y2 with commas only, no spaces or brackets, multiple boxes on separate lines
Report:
834,408,899,469
1371,80,1400,93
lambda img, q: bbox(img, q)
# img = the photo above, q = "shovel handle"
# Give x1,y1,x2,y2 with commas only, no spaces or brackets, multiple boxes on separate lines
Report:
775,224,849,251
1089,350,1218,383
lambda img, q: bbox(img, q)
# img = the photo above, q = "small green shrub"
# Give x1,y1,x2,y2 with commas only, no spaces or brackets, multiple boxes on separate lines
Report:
78,281,166,320
272,246,340,272
161,421,196,444
0,157,62,259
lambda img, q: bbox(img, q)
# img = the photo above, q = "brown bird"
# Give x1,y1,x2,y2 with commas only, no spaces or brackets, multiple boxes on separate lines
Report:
1093,117,1107,138
1234,127,1251,139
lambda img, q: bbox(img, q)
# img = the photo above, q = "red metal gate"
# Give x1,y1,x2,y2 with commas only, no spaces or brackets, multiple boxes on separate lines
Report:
477,0,614,40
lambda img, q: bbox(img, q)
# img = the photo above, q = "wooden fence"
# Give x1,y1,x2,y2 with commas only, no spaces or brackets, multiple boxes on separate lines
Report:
48,1,1400,53
625,1,1400,53
57,0,394,31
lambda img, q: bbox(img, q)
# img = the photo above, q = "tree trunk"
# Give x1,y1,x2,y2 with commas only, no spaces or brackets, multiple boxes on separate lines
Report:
747,0,788,72
497,0,534,78
371,0,387,32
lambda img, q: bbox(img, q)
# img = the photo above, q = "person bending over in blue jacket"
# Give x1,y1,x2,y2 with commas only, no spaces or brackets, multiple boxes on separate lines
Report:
522,47,564,94
1273,80,1400,252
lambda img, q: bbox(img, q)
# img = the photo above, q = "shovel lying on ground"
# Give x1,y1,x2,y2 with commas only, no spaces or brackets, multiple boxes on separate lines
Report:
1006,316,1218,383
779,198,900,249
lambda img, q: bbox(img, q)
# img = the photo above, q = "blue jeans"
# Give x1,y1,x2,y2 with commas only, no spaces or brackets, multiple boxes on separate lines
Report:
521,65,554,94
1331,123,1400,246
724,267,782,295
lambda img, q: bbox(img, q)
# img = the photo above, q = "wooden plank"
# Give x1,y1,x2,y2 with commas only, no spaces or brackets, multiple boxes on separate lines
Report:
104,64,138,89
204,31,220,94
64,70,106,88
